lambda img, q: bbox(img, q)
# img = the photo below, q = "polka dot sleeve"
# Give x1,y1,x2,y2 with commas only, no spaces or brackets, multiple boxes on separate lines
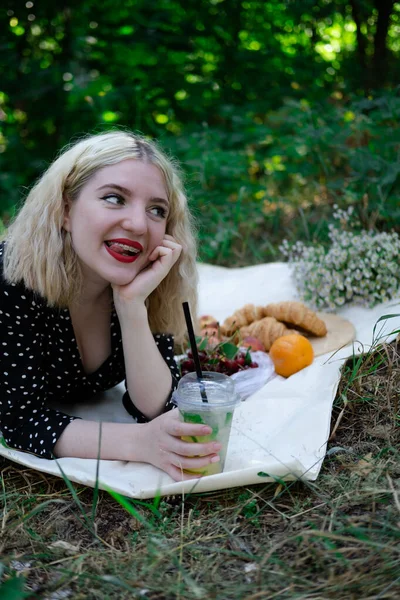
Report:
122,333,180,422
0,276,78,459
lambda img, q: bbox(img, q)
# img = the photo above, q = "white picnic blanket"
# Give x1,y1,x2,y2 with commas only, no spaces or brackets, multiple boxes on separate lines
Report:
1,262,399,498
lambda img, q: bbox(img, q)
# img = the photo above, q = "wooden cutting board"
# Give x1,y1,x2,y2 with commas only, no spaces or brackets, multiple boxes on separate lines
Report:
305,312,356,358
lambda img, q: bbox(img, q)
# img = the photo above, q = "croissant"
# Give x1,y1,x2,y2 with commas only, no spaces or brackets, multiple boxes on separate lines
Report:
221,304,266,336
240,317,299,351
264,301,327,337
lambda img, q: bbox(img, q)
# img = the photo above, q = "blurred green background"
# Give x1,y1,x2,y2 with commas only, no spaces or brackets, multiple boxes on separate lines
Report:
1,0,400,264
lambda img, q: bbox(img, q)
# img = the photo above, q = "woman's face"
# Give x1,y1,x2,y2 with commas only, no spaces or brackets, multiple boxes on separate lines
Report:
63,159,169,290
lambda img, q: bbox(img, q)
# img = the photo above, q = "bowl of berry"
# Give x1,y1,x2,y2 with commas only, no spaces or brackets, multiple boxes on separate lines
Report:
180,344,259,378
178,337,275,400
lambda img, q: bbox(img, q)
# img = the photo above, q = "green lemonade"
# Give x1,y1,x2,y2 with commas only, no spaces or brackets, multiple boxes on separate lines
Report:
180,409,234,476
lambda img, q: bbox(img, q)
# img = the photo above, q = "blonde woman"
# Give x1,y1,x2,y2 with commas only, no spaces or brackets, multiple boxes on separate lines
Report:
0,131,222,481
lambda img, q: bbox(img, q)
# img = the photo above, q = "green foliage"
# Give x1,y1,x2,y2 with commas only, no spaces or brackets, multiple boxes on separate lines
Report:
0,1,399,264
0,570,29,600
165,91,400,263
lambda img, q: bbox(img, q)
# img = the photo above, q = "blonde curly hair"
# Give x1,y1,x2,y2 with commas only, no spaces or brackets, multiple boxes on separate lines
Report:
3,131,198,344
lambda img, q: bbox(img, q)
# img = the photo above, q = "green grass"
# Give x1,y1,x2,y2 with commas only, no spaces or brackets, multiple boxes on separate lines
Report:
1,337,399,599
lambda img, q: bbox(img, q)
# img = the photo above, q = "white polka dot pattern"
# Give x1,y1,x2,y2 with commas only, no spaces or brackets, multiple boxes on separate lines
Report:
0,242,180,458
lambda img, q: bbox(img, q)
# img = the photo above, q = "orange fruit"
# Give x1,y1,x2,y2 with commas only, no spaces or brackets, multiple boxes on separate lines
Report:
269,334,314,378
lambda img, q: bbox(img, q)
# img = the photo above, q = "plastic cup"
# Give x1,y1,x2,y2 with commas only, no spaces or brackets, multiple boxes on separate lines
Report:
172,372,241,476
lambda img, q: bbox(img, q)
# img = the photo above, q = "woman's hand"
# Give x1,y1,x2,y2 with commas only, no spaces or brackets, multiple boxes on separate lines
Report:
112,234,182,314
139,409,222,481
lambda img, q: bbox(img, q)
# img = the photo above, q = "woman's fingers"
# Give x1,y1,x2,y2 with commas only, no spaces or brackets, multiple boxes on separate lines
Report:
166,418,212,438
113,238,182,306
163,414,221,456
163,234,181,247
161,236,181,247
167,438,222,458
148,242,182,264
148,409,224,481
169,452,220,470
167,465,202,482
148,234,182,261
161,450,220,476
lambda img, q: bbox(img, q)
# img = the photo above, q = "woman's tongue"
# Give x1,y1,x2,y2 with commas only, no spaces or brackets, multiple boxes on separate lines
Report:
107,242,133,257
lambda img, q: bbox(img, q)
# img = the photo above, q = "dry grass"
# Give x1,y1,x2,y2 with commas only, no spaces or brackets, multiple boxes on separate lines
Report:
1,339,399,600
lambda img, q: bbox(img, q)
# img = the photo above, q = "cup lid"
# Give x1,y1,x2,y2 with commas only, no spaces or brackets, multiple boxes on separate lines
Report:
173,371,240,409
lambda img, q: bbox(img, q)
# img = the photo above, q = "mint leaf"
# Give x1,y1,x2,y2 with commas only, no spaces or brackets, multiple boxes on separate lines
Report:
225,412,233,426
244,347,252,365
219,342,239,360
198,338,208,351
183,413,205,425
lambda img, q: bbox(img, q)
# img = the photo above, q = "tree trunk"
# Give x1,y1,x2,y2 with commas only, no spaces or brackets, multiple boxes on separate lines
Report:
372,0,395,88
348,0,368,93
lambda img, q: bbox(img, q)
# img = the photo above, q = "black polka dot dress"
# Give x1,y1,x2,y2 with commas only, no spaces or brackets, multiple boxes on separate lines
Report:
0,242,180,459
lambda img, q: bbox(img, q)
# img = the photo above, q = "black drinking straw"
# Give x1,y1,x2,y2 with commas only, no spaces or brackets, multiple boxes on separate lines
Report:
182,301,208,403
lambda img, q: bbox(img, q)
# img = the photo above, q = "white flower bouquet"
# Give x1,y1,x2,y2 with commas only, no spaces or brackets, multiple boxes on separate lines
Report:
280,207,400,311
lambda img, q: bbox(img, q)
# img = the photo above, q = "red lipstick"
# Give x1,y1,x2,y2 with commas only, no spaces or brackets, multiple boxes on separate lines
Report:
104,238,143,263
